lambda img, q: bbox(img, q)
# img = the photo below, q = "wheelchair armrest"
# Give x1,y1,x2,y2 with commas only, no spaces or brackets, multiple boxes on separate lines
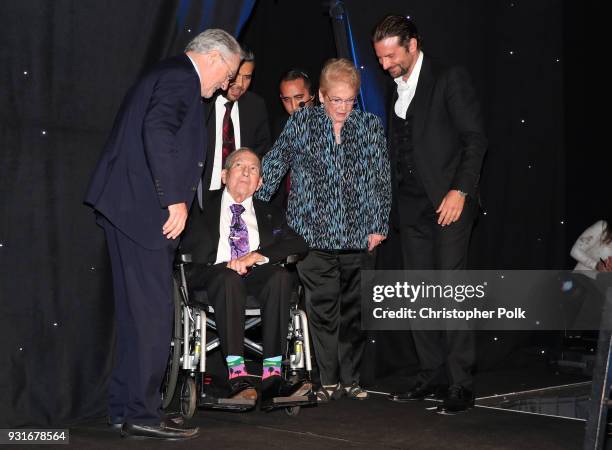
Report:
177,253,193,264
284,254,302,265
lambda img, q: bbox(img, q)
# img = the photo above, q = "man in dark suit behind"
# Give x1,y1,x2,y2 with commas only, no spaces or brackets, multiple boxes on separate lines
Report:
269,69,316,209
180,148,310,408
84,29,242,439
199,48,270,205
273,68,315,140
373,16,487,413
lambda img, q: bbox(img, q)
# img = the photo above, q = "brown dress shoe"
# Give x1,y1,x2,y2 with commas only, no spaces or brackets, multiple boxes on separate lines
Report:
229,378,258,402
231,387,258,401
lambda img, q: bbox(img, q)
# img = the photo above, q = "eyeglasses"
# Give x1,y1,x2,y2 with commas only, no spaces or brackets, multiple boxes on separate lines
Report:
219,53,236,82
326,95,357,107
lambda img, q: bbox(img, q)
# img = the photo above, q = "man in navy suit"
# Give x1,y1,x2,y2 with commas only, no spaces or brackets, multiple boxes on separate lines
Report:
84,29,242,440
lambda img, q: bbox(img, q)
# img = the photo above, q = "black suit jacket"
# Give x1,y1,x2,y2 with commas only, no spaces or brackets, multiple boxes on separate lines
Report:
387,56,487,209
84,55,206,249
201,91,271,192
180,190,307,266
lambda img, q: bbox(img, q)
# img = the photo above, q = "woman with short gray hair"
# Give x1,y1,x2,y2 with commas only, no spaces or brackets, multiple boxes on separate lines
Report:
258,58,391,402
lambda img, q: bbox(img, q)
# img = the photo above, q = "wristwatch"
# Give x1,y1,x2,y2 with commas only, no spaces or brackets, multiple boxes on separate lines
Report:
455,190,468,198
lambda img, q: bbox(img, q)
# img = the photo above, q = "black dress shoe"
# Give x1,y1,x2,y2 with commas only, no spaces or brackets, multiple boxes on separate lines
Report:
107,417,123,430
431,385,449,400
388,384,437,402
260,376,282,409
121,422,199,440
109,413,185,430
438,385,475,413
162,412,186,428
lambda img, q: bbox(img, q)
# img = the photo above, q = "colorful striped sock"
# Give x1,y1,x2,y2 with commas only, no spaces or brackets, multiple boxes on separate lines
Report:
226,355,247,379
262,355,282,380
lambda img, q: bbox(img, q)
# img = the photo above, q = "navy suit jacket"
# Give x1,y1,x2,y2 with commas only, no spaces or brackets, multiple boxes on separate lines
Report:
85,55,206,249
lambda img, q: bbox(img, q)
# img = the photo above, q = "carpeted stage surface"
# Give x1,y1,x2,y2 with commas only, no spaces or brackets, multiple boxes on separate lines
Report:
28,367,593,450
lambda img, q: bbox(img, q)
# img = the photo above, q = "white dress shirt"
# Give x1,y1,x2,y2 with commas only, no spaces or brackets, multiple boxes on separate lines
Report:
210,96,241,190
394,51,424,119
571,220,612,277
214,189,261,264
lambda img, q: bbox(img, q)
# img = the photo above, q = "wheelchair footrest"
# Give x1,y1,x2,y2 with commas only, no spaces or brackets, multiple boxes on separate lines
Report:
261,393,317,411
199,395,256,412
272,395,309,404
217,398,256,406
200,403,255,412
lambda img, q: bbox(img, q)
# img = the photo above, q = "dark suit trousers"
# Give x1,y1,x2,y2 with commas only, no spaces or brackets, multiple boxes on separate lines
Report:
297,250,374,386
396,170,477,389
188,263,293,359
99,215,177,425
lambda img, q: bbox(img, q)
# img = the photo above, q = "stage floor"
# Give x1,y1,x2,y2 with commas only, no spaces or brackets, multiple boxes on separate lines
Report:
46,366,592,450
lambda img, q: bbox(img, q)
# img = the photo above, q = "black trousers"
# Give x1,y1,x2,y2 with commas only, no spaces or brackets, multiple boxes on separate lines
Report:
100,215,177,425
397,170,477,389
188,263,293,359
297,250,374,386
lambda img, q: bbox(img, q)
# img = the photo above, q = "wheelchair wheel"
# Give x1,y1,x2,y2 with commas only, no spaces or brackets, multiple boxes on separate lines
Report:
285,405,300,417
161,277,183,409
180,376,197,419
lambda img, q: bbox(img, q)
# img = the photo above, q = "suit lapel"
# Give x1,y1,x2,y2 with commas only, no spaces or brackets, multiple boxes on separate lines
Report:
203,95,216,128
412,56,435,143
238,96,245,145
237,93,252,147
253,200,273,249
202,96,217,185
387,85,399,159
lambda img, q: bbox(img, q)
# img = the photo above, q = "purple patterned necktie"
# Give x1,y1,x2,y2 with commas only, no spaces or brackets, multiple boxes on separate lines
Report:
229,204,249,260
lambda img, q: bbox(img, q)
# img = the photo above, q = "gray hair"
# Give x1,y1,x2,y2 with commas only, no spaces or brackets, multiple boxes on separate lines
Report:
224,147,261,171
185,28,242,60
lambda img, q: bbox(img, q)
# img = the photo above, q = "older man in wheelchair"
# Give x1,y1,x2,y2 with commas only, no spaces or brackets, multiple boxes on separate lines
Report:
173,147,314,414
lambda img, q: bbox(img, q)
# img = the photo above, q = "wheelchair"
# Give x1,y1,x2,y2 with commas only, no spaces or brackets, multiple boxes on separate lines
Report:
161,253,316,417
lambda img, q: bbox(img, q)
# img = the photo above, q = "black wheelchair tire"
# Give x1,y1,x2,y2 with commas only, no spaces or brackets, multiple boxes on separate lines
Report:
180,376,197,419
285,406,300,417
161,277,183,409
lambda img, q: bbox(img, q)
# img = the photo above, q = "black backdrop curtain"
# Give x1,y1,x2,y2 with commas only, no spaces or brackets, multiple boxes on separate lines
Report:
0,0,596,428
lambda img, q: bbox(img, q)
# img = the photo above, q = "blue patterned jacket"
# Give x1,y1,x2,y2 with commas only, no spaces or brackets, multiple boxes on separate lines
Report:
256,106,391,250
